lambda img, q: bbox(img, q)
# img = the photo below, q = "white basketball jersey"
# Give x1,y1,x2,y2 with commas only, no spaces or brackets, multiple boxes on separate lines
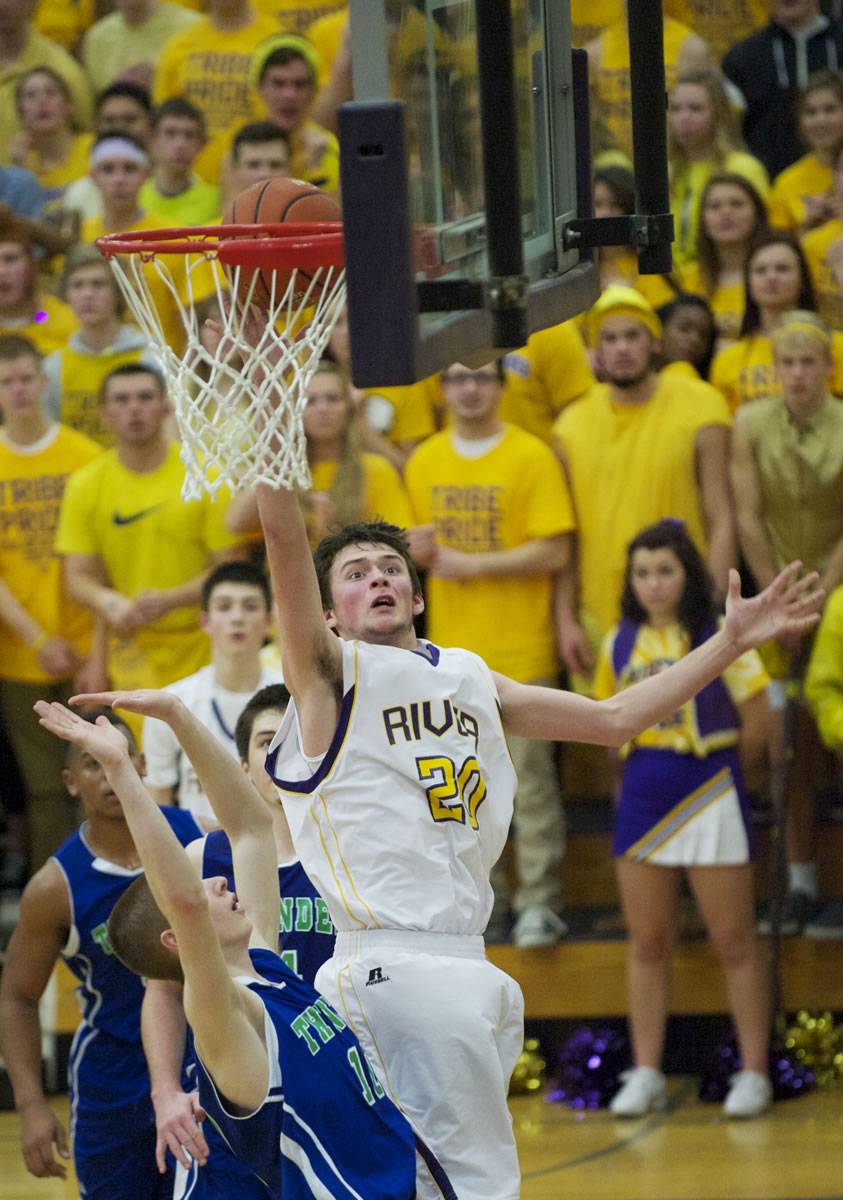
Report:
265,639,516,934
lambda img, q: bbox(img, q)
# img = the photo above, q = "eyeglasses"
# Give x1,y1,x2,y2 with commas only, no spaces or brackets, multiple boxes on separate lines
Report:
440,370,500,387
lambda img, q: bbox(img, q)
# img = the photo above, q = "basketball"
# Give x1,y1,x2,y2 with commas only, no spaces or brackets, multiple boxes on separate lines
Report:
222,176,342,308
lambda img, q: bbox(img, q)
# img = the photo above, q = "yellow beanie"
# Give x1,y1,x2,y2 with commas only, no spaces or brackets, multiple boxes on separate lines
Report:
251,34,323,89
588,285,662,343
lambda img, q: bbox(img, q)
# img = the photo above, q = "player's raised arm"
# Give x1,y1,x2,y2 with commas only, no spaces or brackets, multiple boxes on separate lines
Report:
69,687,279,946
498,562,824,743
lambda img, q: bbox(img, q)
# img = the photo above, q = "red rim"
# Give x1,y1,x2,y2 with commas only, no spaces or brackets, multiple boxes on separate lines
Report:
95,222,345,270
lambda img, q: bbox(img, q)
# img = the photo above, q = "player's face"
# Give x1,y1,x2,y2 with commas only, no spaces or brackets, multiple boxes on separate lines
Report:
629,546,686,627
598,317,655,387
101,374,169,445
701,183,757,246
0,241,33,308
440,361,502,424
327,543,423,643
97,97,151,143
151,116,204,170
259,60,316,131
91,155,149,207
201,583,272,655
17,71,71,133
748,243,803,309
800,87,843,152
304,371,349,443
0,353,46,421
668,83,714,152
242,707,286,807
231,140,290,192
203,875,251,943
774,342,831,407
62,726,142,819
66,263,119,324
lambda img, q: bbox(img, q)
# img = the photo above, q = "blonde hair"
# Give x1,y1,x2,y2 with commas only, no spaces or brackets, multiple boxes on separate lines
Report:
771,309,832,358
305,361,365,533
668,68,745,174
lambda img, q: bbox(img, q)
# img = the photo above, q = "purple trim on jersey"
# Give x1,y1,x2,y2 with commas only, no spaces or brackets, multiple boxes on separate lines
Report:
265,683,356,795
414,1132,457,1200
412,640,441,666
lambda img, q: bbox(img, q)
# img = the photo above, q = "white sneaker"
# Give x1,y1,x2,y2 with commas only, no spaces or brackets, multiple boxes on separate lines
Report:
512,906,568,948
722,1070,773,1118
609,1066,667,1116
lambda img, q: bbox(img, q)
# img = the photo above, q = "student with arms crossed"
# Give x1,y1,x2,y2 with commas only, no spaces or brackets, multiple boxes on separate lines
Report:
0,710,204,1196
36,692,422,1200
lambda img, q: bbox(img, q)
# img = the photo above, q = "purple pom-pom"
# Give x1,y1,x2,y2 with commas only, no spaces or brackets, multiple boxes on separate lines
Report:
698,1034,815,1102
546,1026,630,1109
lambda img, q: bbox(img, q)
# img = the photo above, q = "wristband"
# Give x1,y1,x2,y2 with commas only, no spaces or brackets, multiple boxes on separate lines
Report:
29,630,49,652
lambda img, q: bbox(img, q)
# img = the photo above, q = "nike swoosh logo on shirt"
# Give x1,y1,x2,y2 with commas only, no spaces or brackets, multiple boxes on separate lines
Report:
112,506,163,526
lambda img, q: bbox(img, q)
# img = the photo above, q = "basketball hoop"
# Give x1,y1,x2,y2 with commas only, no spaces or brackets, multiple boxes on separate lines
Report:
96,222,346,500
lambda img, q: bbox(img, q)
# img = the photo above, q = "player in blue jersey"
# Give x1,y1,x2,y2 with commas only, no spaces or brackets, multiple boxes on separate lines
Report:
141,684,337,1197
0,709,205,1197
35,690,424,1200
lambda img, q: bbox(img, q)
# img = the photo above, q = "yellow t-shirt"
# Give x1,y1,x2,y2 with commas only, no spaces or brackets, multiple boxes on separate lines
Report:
42,335,158,447
594,17,696,161
501,319,595,442
768,154,833,233
81,211,215,354
82,3,202,95
154,14,279,184
310,452,412,530
139,176,221,227
554,372,731,640
805,582,843,749
0,32,93,168
663,0,767,61
404,424,575,681
360,377,438,446
571,0,624,48
35,0,95,49
252,0,346,35
0,423,100,683
305,10,346,78
711,330,843,410
594,620,769,757
671,152,769,267
801,218,843,331
28,133,93,206
55,441,242,633
0,297,79,358
679,261,745,346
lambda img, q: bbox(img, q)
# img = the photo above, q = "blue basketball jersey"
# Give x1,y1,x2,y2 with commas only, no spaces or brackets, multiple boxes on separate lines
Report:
51,807,201,1197
201,829,335,985
194,947,417,1200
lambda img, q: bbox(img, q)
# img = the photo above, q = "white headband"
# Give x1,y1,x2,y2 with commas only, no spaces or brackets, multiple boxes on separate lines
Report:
90,137,149,169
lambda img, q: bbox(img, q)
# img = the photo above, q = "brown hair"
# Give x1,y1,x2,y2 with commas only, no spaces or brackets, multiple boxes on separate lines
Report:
304,361,365,535
108,874,184,983
695,172,769,297
668,68,745,174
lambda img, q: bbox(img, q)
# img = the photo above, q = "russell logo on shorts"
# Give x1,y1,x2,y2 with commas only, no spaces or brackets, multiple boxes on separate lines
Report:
365,967,390,986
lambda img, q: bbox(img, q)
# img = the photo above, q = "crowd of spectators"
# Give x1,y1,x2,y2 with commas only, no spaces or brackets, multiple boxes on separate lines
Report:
4,0,843,958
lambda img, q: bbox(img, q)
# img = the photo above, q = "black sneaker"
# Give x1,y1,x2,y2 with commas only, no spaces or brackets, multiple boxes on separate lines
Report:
804,897,843,939
757,889,821,935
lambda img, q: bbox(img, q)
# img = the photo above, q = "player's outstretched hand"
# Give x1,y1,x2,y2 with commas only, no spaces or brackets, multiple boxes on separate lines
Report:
34,701,130,769
153,1087,209,1173
68,688,181,723
724,562,824,654
20,1101,70,1179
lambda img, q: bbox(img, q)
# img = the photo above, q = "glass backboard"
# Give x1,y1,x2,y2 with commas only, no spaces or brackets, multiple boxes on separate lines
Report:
339,0,599,386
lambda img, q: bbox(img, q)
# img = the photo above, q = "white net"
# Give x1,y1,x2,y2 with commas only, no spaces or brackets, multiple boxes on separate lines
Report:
103,239,347,500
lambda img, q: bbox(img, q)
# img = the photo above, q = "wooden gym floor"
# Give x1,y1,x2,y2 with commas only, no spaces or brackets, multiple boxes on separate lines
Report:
1,1084,842,1199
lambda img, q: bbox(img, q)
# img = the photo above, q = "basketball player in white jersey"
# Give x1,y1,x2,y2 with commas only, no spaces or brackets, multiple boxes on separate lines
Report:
254,454,822,1200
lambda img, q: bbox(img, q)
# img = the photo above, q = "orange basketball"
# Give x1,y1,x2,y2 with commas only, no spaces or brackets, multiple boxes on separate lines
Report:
222,177,341,308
